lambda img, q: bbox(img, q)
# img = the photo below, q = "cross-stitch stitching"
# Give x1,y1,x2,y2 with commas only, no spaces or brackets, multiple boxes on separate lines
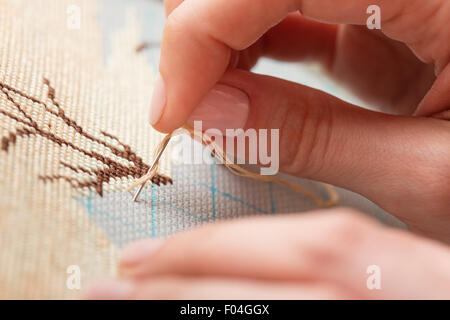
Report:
0,0,404,299
1,79,171,196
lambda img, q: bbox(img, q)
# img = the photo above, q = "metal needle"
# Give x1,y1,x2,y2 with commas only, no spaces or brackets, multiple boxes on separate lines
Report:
132,135,172,202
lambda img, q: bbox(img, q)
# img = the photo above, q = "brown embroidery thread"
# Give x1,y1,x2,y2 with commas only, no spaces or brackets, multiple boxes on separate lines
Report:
0,78,171,196
129,126,339,208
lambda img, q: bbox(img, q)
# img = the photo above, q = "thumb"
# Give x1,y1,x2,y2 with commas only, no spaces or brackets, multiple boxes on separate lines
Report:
184,69,450,225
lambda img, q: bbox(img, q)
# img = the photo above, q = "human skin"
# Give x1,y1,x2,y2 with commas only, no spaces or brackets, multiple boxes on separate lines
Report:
85,209,450,299
149,0,450,242
85,0,450,299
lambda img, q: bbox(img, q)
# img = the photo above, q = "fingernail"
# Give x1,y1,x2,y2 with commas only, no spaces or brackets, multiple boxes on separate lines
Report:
119,239,164,266
188,84,250,134
149,74,167,125
84,280,134,300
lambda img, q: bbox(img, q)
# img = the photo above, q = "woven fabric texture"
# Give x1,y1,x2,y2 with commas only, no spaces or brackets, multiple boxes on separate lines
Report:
0,0,405,299
0,0,171,299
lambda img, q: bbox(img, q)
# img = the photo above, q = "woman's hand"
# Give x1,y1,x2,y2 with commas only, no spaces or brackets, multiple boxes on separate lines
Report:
84,209,450,299
149,0,450,242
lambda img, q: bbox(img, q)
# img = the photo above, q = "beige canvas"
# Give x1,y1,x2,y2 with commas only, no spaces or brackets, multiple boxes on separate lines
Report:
0,0,171,299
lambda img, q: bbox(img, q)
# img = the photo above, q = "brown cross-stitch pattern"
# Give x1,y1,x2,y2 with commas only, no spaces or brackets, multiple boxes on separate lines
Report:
0,78,172,196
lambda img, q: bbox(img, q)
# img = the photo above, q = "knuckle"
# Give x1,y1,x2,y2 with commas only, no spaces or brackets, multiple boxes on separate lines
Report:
280,94,334,177
301,210,376,270
176,224,227,263
324,209,373,244
278,103,308,173
423,160,450,211
159,229,214,269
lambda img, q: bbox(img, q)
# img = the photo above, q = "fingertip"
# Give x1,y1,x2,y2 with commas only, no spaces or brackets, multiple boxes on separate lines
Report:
119,239,164,268
151,111,187,134
149,74,167,127
149,72,186,133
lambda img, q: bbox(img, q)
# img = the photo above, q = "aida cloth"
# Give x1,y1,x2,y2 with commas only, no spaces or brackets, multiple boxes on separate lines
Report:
0,0,171,299
0,0,405,299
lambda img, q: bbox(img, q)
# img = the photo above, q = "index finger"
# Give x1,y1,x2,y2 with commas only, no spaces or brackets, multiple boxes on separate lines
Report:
153,0,445,132
153,0,300,132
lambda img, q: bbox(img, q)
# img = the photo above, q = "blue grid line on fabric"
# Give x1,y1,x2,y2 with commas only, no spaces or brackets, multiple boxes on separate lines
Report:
146,194,210,223
77,163,278,238
172,171,269,214
76,198,153,238
86,190,94,217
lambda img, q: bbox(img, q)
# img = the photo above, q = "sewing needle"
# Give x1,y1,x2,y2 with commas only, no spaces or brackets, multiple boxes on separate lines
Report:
132,135,172,202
